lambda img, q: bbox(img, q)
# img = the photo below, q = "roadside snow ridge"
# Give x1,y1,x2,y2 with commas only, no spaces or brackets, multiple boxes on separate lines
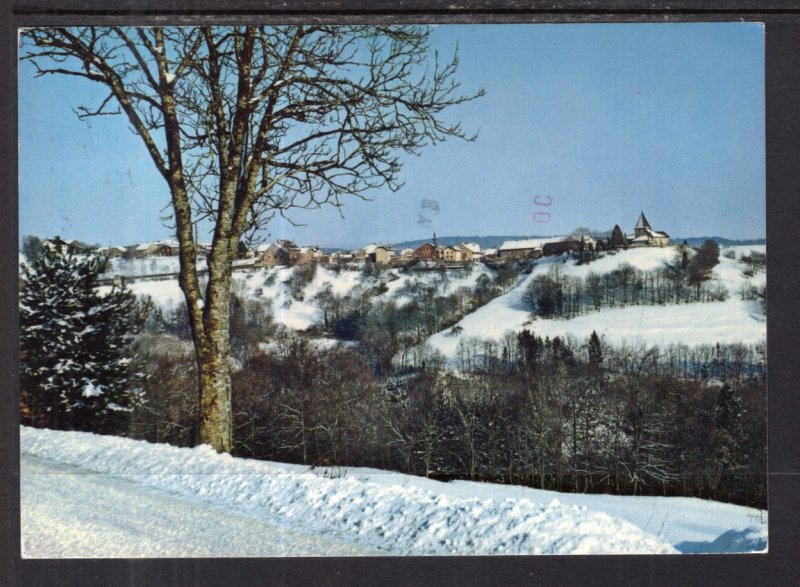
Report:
21,427,676,555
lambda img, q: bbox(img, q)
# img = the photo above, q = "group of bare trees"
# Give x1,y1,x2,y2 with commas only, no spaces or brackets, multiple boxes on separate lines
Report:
310,263,515,374
524,242,732,319
127,327,766,508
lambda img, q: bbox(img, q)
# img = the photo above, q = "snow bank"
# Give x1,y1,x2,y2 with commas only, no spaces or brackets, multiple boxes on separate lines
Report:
21,427,676,555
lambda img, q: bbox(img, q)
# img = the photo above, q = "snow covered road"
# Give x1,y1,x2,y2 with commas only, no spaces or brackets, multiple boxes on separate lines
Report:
21,453,382,557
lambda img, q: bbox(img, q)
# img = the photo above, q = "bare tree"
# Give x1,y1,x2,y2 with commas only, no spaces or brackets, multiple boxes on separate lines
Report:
23,26,482,451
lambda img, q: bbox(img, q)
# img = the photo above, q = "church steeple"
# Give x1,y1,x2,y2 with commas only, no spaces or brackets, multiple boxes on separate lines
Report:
634,212,652,238
432,232,438,248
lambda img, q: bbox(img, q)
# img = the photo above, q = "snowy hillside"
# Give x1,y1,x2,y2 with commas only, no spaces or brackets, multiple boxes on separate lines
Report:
428,245,766,359
95,244,765,358
122,261,494,332
22,427,766,557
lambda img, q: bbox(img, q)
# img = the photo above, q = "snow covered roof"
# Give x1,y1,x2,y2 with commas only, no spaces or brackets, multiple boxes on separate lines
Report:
484,248,498,256
276,239,300,250
499,237,566,251
134,239,179,251
459,242,481,253
646,227,669,238
628,227,669,241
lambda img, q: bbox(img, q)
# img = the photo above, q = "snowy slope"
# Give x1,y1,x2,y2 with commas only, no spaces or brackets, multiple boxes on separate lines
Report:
428,246,766,358
21,426,680,556
118,262,494,332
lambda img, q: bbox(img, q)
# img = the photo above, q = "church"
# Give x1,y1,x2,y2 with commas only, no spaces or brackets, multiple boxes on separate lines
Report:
626,212,669,247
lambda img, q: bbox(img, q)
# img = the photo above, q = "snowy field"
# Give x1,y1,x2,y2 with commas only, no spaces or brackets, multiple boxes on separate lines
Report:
428,245,766,358
21,427,766,557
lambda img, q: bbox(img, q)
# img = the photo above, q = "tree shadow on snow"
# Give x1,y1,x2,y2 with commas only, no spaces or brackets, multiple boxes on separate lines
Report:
676,528,767,554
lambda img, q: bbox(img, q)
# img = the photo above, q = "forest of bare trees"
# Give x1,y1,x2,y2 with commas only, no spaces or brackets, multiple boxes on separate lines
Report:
129,326,767,509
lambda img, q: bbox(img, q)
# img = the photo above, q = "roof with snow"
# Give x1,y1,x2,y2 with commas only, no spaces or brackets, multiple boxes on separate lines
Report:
134,239,179,251
499,236,567,251
459,242,481,253
628,227,669,240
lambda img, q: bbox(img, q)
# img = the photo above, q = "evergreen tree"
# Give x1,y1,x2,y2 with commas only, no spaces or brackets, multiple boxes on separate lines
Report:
21,234,44,262
609,225,626,249
20,251,145,434
710,382,745,499
588,330,603,375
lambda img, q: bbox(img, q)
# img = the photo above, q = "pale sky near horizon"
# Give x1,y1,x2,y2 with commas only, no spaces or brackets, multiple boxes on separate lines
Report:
18,23,765,250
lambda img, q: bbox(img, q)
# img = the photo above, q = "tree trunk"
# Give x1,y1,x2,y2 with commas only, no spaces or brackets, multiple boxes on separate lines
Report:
197,342,233,452
194,240,236,453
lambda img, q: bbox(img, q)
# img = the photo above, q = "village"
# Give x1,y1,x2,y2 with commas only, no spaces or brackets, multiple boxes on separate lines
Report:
40,212,670,270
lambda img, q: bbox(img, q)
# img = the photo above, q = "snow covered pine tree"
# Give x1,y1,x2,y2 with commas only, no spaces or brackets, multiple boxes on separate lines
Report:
20,251,144,434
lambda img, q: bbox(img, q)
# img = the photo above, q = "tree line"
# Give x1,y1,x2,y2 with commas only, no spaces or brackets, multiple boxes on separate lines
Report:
128,328,766,509
524,240,728,319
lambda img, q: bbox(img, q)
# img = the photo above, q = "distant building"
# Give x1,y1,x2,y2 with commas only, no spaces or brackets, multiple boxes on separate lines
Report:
133,242,160,258
43,236,83,256
440,245,462,262
498,238,542,260
296,246,323,265
97,245,126,259
498,237,565,259
368,245,394,264
256,242,291,266
627,212,669,247
542,239,580,257
330,251,355,263
159,241,179,256
411,242,439,260
355,243,378,261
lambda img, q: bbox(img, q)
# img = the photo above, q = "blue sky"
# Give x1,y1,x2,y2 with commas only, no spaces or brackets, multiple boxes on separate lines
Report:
18,23,765,249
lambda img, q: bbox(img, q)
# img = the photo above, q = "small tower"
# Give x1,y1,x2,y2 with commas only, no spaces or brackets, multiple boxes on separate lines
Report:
634,212,652,239
432,232,438,248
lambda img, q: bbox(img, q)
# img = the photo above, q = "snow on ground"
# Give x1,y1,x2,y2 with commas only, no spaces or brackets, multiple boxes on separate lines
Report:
104,256,205,277
338,467,767,554
252,265,364,330
557,246,677,279
21,426,682,556
714,246,767,293
115,261,495,332
22,453,380,558
428,246,766,358
126,278,186,308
